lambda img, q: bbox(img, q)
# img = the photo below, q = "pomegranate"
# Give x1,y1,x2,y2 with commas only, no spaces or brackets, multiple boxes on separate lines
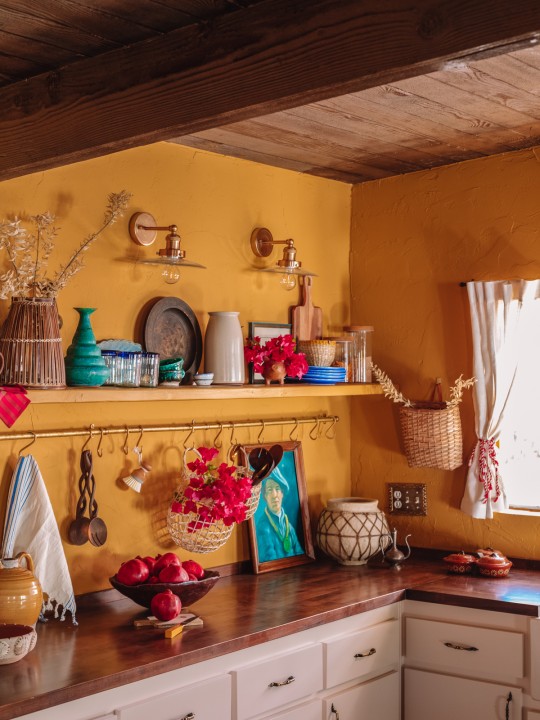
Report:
159,564,190,583
150,589,182,621
137,555,158,574
182,559,204,580
116,558,150,586
153,552,182,575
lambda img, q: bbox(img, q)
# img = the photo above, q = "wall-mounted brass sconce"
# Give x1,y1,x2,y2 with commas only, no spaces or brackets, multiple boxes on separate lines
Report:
250,227,317,291
128,212,206,285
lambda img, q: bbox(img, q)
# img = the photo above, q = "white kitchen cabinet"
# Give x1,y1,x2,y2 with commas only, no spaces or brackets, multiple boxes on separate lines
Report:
402,600,533,720
323,671,400,720
17,608,399,720
115,674,231,720
231,644,323,720
404,668,521,720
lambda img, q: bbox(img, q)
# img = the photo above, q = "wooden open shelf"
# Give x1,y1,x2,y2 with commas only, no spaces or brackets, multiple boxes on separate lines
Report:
27,383,383,404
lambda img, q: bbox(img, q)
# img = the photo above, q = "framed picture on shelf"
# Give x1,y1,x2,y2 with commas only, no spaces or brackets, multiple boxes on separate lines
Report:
247,321,292,384
240,440,315,574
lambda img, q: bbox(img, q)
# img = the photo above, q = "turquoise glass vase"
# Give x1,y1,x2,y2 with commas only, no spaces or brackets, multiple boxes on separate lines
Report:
64,308,110,387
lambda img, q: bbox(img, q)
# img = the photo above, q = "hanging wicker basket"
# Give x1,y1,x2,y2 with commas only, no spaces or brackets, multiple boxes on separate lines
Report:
399,402,463,470
372,365,475,472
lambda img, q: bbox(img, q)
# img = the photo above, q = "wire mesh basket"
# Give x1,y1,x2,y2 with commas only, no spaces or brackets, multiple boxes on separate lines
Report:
167,495,234,554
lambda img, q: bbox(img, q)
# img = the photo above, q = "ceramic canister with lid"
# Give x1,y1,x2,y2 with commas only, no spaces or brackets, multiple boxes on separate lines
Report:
204,311,245,384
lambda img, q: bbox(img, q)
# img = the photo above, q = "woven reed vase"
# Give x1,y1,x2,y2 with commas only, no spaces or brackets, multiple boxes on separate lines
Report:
316,497,390,566
0,297,66,388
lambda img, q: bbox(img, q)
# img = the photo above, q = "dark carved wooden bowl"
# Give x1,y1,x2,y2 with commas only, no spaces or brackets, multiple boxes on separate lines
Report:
109,570,220,609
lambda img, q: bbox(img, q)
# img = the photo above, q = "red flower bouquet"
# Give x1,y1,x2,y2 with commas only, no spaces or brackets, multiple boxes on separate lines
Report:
244,334,308,379
170,447,253,531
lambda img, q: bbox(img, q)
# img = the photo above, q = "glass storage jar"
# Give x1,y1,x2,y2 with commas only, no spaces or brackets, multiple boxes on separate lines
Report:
344,325,373,383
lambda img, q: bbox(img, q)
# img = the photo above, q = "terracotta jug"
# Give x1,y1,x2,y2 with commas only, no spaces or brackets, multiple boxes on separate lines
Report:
0,552,43,626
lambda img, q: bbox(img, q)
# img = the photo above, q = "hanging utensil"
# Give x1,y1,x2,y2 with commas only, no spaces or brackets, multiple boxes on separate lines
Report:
248,447,274,485
68,455,91,545
269,444,284,468
81,450,108,547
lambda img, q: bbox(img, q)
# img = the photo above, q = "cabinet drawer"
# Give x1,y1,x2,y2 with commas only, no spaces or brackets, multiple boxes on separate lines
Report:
231,644,323,720
323,671,400,720
405,617,524,680
404,668,522,720
262,698,321,720
115,674,231,720
323,618,399,688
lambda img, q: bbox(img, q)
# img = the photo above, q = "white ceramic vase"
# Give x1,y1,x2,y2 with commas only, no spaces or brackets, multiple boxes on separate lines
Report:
204,311,245,384
316,497,390,566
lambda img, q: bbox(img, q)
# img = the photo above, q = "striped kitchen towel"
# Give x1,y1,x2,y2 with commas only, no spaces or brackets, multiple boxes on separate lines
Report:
2,455,77,623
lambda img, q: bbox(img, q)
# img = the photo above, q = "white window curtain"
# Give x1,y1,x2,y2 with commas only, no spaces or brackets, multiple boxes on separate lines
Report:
460,279,540,519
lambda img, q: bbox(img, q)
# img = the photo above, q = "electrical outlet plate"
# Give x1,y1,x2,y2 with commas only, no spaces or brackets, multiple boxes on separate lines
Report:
388,483,427,515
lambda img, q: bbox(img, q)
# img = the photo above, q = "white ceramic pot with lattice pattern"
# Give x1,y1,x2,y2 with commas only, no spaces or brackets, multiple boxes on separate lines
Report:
316,497,390,566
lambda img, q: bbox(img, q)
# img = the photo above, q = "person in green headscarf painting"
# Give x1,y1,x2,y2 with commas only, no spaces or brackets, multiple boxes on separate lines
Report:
256,466,303,563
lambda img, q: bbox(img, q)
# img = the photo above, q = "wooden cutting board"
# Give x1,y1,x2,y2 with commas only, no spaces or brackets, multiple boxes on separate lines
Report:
291,275,323,340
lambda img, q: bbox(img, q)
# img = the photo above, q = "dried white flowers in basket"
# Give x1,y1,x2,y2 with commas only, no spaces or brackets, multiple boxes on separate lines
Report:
0,191,131,388
372,364,475,471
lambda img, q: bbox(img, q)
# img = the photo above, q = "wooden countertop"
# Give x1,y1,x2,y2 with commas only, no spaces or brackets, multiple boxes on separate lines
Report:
3,558,540,720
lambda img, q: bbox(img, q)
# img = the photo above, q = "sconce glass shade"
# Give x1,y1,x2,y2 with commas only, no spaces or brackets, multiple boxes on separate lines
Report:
127,212,206,284
250,227,317,286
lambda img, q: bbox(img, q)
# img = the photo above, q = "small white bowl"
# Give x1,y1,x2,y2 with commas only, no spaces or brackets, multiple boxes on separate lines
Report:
0,624,37,665
194,373,214,386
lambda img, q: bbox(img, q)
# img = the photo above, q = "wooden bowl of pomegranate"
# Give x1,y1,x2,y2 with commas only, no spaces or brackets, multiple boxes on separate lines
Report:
109,552,220,609
110,570,220,609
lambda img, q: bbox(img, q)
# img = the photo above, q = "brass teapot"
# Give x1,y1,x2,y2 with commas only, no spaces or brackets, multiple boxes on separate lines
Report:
0,552,43,626
379,528,411,570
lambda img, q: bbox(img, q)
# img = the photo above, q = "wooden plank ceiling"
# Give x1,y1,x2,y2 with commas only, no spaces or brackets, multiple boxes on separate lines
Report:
1,1,540,183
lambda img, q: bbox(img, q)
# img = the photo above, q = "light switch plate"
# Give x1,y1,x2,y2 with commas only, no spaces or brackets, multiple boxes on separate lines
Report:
388,483,427,515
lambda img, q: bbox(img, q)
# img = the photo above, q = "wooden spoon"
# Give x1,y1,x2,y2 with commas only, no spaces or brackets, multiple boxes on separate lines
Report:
249,447,274,485
68,460,90,545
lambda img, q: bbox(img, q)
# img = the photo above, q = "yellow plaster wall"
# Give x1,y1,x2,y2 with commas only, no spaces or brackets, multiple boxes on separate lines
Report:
350,147,540,560
0,143,352,594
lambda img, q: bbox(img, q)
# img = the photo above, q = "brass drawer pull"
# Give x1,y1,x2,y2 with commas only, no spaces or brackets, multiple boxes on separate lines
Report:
269,675,295,687
179,714,195,720
331,702,340,719
354,647,376,658
444,641,479,652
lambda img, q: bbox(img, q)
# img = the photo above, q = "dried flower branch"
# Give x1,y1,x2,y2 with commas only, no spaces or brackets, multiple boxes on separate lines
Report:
446,375,476,409
0,190,131,299
371,362,475,409
371,363,414,407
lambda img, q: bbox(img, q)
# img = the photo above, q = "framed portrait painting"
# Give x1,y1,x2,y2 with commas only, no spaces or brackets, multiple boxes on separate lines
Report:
240,440,315,574
247,321,292,383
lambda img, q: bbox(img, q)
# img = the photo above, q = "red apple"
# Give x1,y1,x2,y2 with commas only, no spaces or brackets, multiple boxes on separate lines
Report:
150,589,182,621
182,559,204,580
159,564,190,583
153,552,182,575
116,558,150,586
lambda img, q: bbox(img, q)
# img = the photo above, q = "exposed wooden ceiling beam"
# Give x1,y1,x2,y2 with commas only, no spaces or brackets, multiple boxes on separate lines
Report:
1,0,540,181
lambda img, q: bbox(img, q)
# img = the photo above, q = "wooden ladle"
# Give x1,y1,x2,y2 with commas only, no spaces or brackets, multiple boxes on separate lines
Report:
248,447,274,485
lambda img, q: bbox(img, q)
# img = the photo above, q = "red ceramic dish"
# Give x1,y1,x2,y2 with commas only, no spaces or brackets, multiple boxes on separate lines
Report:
476,552,512,578
443,551,476,574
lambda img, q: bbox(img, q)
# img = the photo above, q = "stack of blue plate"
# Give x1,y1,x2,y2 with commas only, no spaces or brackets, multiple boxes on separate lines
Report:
303,365,347,384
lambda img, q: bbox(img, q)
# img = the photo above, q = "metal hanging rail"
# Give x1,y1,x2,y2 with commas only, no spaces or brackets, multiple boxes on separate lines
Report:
0,414,339,445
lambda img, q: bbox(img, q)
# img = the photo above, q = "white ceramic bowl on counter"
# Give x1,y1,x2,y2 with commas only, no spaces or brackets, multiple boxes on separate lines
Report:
0,623,37,664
